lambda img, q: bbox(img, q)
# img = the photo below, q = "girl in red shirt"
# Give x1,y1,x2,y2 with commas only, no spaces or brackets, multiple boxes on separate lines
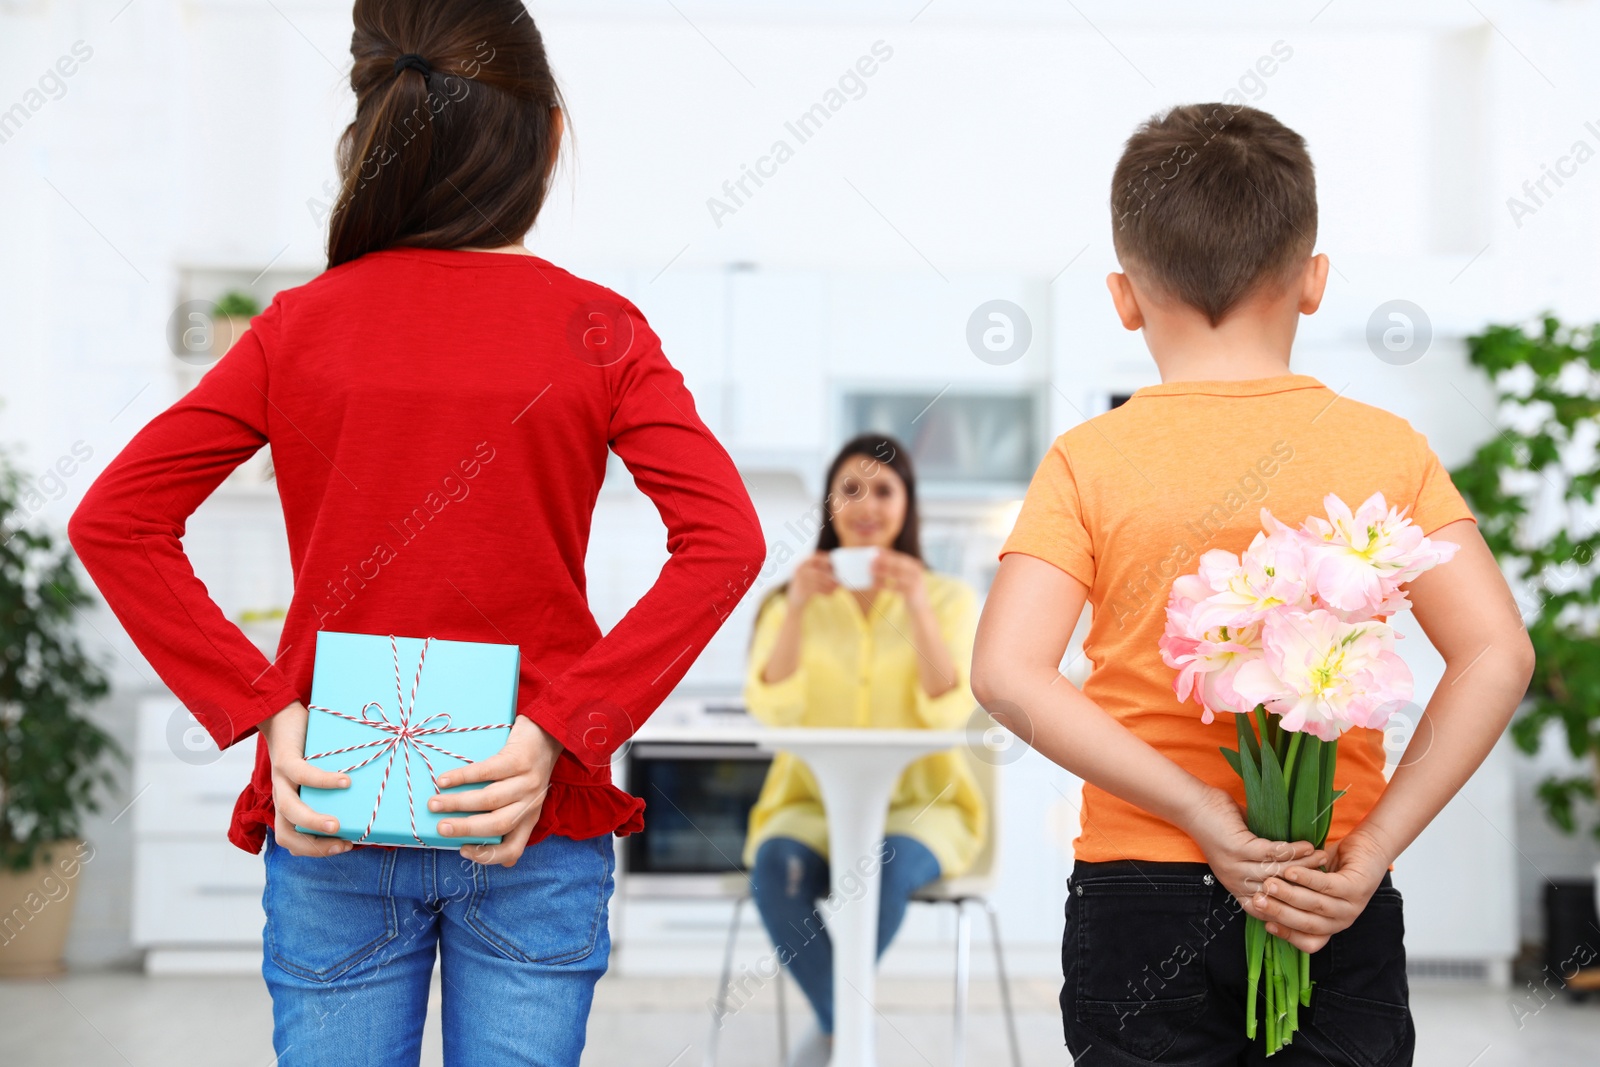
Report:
69,2,764,1063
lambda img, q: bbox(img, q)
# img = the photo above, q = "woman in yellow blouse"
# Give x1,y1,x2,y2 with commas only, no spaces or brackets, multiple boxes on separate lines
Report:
743,433,985,1066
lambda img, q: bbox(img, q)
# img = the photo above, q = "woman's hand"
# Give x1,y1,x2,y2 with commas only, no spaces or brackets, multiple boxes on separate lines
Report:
875,548,960,702
427,716,564,868
1184,786,1325,914
258,701,354,858
787,551,839,607
872,548,929,610
1251,825,1392,952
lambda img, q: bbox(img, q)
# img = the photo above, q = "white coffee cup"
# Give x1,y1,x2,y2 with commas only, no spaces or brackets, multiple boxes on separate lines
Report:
829,546,880,590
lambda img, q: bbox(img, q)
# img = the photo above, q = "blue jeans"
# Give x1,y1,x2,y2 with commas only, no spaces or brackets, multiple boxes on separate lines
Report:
260,830,615,1067
749,834,941,1035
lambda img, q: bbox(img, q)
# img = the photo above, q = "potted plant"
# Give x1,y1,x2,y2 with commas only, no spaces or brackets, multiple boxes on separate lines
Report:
0,444,120,976
1450,315,1600,988
211,289,261,359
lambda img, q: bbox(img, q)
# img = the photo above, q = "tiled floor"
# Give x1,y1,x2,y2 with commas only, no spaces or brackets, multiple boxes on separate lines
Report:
1,970,1597,1065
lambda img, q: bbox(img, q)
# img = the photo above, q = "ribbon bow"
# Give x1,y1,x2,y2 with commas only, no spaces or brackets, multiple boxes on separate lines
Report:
306,635,511,845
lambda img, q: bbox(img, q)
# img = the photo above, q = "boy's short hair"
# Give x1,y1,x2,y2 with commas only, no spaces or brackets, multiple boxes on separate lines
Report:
1110,104,1317,326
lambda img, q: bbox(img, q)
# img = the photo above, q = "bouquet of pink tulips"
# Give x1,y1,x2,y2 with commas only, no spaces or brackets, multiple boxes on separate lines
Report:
1159,493,1457,1054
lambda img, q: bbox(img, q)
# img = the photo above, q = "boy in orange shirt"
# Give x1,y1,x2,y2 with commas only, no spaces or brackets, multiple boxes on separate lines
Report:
972,105,1534,1065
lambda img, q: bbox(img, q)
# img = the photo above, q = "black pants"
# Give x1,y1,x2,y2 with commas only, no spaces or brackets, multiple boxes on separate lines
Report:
1061,860,1415,1066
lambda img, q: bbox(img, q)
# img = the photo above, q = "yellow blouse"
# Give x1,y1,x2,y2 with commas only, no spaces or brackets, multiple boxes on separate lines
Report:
740,571,987,878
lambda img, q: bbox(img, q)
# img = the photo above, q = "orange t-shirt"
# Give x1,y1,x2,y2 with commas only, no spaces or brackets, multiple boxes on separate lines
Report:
1000,374,1475,863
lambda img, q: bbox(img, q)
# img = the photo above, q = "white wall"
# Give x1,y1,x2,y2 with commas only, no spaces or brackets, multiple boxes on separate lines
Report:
3,0,1599,965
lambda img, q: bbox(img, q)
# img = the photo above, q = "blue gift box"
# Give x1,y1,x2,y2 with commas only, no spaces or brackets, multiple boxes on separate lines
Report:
297,631,519,848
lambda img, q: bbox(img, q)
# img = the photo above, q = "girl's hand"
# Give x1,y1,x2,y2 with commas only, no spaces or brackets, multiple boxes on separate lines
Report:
258,701,354,858
872,548,929,610
1184,786,1325,913
788,551,839,607
1251,826,1392,952
427,716,564,868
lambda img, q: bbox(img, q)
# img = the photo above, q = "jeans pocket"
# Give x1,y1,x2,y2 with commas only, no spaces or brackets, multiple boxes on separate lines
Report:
1304,988,1413,1067
464,834,613,965
1067,875,1214,1062
263,841,399,983
1308,880,1412,1066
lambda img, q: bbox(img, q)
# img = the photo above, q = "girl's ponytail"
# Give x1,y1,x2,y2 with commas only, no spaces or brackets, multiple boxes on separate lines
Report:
326,0,565,268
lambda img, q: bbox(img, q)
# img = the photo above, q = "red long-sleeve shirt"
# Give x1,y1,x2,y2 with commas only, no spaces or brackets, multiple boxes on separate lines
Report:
70,246,766,854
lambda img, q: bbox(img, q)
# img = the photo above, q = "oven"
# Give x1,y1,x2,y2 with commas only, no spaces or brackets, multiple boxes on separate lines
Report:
618,739,773,897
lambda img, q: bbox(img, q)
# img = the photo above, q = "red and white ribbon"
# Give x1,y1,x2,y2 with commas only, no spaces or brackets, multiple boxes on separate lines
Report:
306,635,511,845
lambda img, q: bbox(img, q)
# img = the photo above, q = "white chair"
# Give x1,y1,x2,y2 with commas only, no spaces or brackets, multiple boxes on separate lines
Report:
705,749,1023,1067
910,752,1023,1067
705,873,791,1067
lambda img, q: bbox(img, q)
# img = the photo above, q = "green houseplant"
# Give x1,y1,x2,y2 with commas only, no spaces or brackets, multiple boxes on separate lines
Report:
0,443,120,974
1450,315,1600,839
212,290,260,319
211,289,260,360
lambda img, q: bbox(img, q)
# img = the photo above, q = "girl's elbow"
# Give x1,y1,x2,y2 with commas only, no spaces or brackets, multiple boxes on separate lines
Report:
733,511,768,570
66,500,113,565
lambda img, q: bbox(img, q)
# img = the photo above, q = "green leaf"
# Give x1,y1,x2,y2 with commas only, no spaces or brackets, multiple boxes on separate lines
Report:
1537,776,1594,834
1256,704,1275,760
1282,934,1301,1039
0,437,121,871
1246,915,1265,1039
1258,732,1290,841
1452,314,1600,842
1290,735,1321,844
1316,786,1351,845
1239,727,1268,838
1314,740,1340,845
1238,709,1262,767
1221,746,1243,779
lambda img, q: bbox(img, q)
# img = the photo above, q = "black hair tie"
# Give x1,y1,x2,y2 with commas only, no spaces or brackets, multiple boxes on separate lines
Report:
393,53,433,80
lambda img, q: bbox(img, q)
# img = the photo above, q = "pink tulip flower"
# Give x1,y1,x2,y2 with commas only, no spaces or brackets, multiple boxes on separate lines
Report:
1298,492,1460,620
1231,609,1414,740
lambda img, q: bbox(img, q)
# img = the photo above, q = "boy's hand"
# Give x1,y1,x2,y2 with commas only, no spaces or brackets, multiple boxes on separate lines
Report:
1185,786,1325,908
1251,826,1392,952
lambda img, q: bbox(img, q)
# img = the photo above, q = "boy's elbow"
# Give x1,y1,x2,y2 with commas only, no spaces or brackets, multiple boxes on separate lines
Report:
1509,629,1537,690
969,651,1004,711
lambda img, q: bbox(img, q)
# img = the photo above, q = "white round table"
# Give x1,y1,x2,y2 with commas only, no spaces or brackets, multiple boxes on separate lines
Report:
638,724,978,1067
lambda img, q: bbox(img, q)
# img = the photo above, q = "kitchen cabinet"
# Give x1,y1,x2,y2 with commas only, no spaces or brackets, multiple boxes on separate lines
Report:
131,697,265,974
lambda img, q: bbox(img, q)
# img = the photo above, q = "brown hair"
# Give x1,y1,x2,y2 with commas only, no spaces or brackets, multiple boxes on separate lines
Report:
326,0,566,268
815,433,923,561
751,433,924,620
1109,104,1317,326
